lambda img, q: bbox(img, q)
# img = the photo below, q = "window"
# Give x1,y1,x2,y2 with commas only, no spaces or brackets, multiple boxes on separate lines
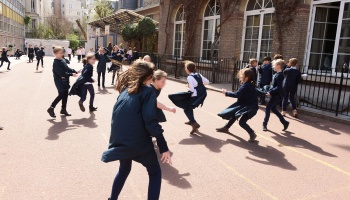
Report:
31,0,35,12
202,0,220,60
242,0,274,62
173,5,185,58
31,19,36,29
69,4,72,8
306,1,350,72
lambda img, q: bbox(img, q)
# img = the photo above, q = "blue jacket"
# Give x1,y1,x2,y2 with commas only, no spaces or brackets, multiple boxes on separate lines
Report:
283,67,302,91
95,48,110,72
218,82,258,120
69,63,94,97
151,84,167,123
269,72,284,97
246,65,258,83
258,63,273,85
102,86,169,162
52,58,77,92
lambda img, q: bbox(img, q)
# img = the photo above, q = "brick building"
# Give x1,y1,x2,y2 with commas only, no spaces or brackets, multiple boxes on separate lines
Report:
158,0,350,73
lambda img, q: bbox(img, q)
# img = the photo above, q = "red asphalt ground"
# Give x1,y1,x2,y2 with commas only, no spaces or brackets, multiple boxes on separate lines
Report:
0,56,350,200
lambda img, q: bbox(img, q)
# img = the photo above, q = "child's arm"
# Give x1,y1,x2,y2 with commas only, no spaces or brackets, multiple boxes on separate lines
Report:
200,74,210,85
222,85,244,98
157,101,176,113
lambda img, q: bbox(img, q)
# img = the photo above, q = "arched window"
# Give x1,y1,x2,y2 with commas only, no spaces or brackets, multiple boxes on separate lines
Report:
202,0,220,60
173,5,185,58
242,0,274,61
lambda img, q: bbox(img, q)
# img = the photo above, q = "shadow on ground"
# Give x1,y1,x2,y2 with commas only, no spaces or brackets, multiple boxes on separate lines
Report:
226,134,297,171
96,87,113,95
269,131,337,157
179,131,227,153
154,142,192,189
46,113,97,140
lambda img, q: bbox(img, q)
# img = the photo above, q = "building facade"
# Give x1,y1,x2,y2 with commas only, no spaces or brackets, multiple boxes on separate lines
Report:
24,0,43,37
0,0,26,53
50,0,83,29
158,0,350,74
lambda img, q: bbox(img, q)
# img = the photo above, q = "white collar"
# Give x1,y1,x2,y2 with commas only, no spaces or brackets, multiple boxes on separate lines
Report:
291,66,297,69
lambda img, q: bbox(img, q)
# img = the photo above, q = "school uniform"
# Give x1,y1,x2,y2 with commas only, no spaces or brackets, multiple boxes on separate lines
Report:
36,49,45,67
34,47,39,56
67,48,72,61
263,72,289,129
108,51,123,85
0,50,11,69
102,86,168,200
14,50,23,59
77,49,82,62
95,48,110,87
258,63,273,104
50,58,77,110
169,73,209,124
28,48,34,62
151,84,167,123
218,82,258,137
132,50,139,61
246,65,258,84
81,48,86,59
282,66,302,111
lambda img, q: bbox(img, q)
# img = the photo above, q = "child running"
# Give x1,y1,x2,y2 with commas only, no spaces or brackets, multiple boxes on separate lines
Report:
263,59,290,131
216,68,258,142
282,58,302,117
151,70,176,122
47,47,80,118
0,47,11,70
169,61,209,132
102,60,172,200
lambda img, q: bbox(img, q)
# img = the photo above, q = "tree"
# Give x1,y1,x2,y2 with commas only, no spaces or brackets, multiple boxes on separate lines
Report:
24,15,31,27
94,0,114,20
45,16,74,39
137,17,157,52
67,34,80,49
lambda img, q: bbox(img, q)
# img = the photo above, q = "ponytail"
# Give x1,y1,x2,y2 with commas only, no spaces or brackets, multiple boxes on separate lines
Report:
82,58,87,66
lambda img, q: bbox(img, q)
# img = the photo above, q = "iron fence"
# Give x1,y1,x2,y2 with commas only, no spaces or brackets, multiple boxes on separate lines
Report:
232,60,350,118
138,53,235,84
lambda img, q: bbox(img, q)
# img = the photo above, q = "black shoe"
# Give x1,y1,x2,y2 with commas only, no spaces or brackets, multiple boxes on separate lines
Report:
184,121,191,125
89,106,97,112
216,126,229,133
248,133,257,143
7,68,10,70
79,102,85,112
60,109,72,116
102,85,105,88
283,121,290,131
111,83,114,85
262,125,268,131
47,107,56,118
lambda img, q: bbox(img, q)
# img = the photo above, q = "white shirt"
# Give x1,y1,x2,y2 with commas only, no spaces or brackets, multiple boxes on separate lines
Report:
81,48,86,55
77,49,82,55
67,48,72,54
187,73,209,97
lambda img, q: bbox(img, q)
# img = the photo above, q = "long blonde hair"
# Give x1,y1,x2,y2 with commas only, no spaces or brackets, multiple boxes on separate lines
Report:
116,60,154,94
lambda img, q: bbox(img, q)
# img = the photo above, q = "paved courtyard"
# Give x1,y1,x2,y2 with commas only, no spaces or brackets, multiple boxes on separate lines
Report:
0,56,350,200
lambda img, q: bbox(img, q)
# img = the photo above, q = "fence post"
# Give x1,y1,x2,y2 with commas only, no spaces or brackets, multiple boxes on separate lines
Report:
232,59,238,91
212,58,216,83
175,56,178,79
335,69,344,116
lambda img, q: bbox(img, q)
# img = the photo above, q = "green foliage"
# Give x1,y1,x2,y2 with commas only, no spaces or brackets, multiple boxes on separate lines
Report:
138,17,157,37
94,0,114,20
31,23,54,39
24,15,31,27
121,23,141,42
67,34,80,49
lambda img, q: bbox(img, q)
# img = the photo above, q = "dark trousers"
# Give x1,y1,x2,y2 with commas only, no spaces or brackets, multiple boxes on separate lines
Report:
282,89,297,111
0,60,11,69
184,108,196,123
226,114,255,136
37,57,43,67
97,71,105,86
263,96,287,126
80,84,95,107
112,71,117,84
110,150,161,200
51,90,69,109
78,55,82,62
68,54,71,61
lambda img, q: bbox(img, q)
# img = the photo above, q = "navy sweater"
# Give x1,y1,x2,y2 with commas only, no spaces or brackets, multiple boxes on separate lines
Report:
283,67,302,91
258,63,273,85
269,72,284,97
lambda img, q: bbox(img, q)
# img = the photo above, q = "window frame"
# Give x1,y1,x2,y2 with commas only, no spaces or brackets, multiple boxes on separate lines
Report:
173,5,186,59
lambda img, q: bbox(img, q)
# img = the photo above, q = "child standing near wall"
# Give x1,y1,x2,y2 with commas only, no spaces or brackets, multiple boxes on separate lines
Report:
282,58,302,117
263,59,290,131
217,68,259,142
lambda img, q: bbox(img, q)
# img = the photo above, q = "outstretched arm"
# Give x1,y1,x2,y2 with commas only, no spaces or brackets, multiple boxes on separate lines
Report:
157,101,176,113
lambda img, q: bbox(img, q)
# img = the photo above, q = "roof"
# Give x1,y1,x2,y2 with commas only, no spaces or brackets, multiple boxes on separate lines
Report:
88,9,159,34
134,3,160,13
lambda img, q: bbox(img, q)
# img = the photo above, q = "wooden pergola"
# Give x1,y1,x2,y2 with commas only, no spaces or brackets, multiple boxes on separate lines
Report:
88,9,159,34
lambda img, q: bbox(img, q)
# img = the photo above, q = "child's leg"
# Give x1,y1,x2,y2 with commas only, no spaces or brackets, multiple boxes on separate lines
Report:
135,151,162,200
226,117,237,128
184,108,196,123
282,90,289,111
7,61,10,69
271,103,288,125
263,100,274,127
110,160,132,200
289,90,297,110
80,85,88,104
239,115,255,136
87,85,95,107
112,71,116,84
